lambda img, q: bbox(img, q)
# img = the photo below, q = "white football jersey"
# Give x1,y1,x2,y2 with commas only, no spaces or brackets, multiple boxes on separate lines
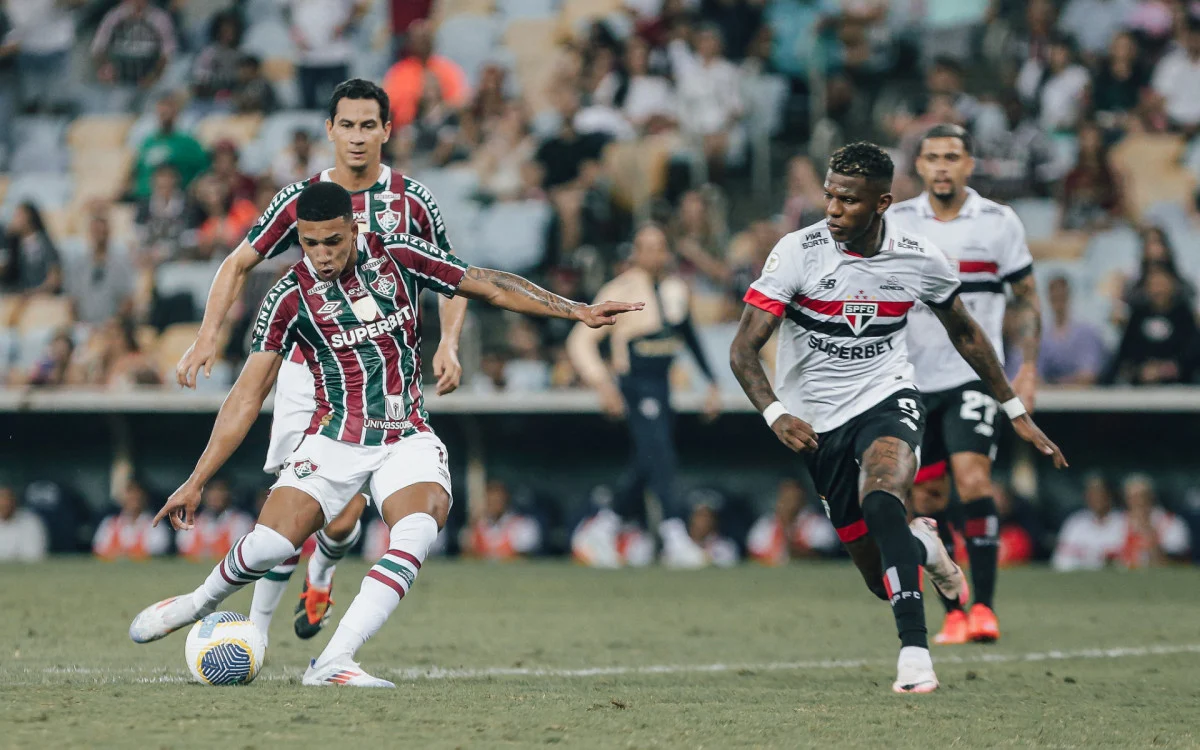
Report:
745,219,961,433
888,189,1033,393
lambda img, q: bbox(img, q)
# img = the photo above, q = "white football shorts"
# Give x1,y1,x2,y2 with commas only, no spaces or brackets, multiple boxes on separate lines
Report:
264,357,316,474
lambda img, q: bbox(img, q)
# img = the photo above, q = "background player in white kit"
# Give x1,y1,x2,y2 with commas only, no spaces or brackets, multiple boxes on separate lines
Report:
173,80,468,642
729,143,1066,694
889,124,1044,645
130,182,644,686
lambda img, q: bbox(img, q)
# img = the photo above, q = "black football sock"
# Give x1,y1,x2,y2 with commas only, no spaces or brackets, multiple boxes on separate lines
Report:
926,509,964,614
862,490,927,649
962,496,999,609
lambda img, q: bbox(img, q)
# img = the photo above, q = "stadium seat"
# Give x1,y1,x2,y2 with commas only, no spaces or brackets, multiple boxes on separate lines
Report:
432,0,496,26
503,19,561,64
125,109,201,150
1110,133,1196,219
743,73,789,139
67,115,137,152
470,200,551,273
0,175,9,207
17,295,72,333
604,136,671,213
697,322,741,390
1084,226,1140,281
0,174,74,221
195,114,264,149
434,14,503,87
242,19,295,60
108,203,138,244
498,0,557,22
559,0,623,34
1008,198,1058,242
261,58,296,83
16,327,55,370
155,260,222,313
154,323,204,377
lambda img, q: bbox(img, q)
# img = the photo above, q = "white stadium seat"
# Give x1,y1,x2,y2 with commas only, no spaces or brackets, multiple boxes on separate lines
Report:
434,15,503,88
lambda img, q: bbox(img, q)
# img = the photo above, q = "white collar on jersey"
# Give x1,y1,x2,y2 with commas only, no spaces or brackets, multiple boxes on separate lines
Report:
917,186,981,220
302,233,366,279
318,164,391,188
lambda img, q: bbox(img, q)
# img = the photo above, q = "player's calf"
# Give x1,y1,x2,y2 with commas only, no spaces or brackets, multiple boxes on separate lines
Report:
294,518,364,639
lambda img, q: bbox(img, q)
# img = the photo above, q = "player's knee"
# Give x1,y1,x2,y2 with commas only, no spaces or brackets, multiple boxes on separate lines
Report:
323,495,366,540
380,483,451,529
953,468,992,502
910,477,950,516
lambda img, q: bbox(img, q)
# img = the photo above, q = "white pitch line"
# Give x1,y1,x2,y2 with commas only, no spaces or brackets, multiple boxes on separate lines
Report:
9,643,1200,687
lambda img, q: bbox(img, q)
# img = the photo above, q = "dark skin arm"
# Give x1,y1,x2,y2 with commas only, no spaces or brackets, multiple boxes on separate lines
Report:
933,296,1067,468
729,305,818,452
1007,272,1042,410
456,266,643,327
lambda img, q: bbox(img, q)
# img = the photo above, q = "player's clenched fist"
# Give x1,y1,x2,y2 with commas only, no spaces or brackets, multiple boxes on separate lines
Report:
154,483,203,530
772,414,819,453
1010,415,1068,468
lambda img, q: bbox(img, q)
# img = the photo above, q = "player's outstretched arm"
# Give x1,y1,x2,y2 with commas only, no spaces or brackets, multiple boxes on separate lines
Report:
932,296,1067,468
176,241,265,389
155,352,283,531
456,266,644,326
729,304,818,453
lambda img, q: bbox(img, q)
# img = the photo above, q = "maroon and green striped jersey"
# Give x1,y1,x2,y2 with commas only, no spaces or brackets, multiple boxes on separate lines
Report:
246,165,452,260
251,231,468,446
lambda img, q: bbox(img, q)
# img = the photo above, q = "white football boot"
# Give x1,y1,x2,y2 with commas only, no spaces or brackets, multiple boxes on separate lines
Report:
129,595,208,643
659,518,708,569
571,509,622,568
302,657,395,688
909,518,969,605
893,646,939,694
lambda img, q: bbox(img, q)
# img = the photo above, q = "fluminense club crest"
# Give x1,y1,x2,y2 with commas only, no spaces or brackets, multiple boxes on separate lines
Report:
292,459,318,479
371,273,397,296
374,208,402,234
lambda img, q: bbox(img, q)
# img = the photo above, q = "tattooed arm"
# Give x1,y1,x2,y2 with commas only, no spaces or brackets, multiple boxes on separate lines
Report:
729,305,818,452
456,266,644,327
933,297,1067,467
1007,271,1042,410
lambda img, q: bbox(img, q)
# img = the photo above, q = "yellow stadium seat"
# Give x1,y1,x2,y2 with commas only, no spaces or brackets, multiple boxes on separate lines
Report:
195,114,263,148
67,114,137,151
18,295,73,332
504,19,560,61
154,323,204,376
73,169,126,204
1110,133,1196,219
42,208,79,241
603,136,671,213
108,203,137,244
0,175,9,207
136,325,159,355
262,58,295,83
432,0,494,26
560,0,623,34
71,148,133,178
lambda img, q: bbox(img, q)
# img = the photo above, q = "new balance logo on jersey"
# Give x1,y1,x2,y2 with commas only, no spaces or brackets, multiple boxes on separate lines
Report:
818,278,836,290
317,301,343,320
843,302,877,336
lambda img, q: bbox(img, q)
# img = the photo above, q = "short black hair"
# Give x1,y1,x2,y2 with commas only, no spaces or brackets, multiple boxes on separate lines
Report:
328,78,391,124
828,142,894,187
296,182,353,223
919,123,974,156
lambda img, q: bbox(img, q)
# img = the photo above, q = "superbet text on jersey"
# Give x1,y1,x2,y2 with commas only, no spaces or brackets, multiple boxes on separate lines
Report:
743,219,961,433
888,188,1033,393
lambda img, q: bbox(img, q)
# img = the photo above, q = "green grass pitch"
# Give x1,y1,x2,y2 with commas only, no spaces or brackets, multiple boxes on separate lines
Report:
2,560,1198,749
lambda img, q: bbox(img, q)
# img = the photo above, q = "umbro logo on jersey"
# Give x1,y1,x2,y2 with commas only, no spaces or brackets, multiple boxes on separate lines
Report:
317,301,344,320
818,278,836,290
843,302,877,336
309,280,333,295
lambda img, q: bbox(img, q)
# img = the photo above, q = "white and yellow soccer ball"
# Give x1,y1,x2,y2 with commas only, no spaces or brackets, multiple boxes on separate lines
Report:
184,612,267,685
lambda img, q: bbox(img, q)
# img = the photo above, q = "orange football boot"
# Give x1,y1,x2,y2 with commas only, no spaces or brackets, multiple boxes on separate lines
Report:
293,577,334,640
932,609,969,645
967,603,1000,643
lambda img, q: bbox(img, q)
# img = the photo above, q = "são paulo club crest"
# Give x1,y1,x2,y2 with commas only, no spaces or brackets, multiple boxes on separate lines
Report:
292,458,318,479
374,208,402,234
370,273,397,297
842,302,877,336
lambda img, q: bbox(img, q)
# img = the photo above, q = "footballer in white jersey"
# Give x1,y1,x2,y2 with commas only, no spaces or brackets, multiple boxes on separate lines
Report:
730,142,1065,695
887,124,1044,646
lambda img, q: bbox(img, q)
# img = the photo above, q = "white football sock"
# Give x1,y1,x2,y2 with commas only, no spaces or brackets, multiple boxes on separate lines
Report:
248,550,300,634
315,513,438,665
191,524,296,613
307,519,362,589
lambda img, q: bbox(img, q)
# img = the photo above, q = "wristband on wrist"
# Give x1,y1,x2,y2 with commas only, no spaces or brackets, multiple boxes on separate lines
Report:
762,401,790,427
1002,397,1027,420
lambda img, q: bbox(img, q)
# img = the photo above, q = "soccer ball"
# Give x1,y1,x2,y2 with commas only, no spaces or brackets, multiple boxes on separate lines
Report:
184,612,267,685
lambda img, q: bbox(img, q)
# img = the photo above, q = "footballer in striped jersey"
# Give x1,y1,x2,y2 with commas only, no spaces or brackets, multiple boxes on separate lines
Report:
130,182,643,687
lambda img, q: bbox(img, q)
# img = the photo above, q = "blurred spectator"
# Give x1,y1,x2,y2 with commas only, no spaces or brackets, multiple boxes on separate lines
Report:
20,478,89,553
700,0,765,61
671,24,745,180
973,94,1059,201
191,174,258,260
284,0,367,110
1060,122,1125,230
134,164,193,265
92,478,169,560
175,478,254,560
1151,15,1200,135
470,63,509,133
91,0,177,98
1058,0,1138,60
401,77,466,169
389,0,433,57
992,480,1049,565
1118,474,1191,566
129,94,210,201
727,219,782,306
593,36,678,136
458,479,542,560
0,9,13,169
671,187,729,283
503,318,551,392
688,501,739,567
779,155,826,233
230,54,279,115
67,212,133,326
1092,32,1150,131
18,329,73,387
1017,34,1091,133
1039,276,1108,386
5,0,78,113
68,316,161,388
536,89,611,255
0,485,48,562
1124,227,1197,309
1053,473,1125,571
1,202,61,296
208,140,256,203
383,19,467,127
191,10,243,107
1104,265,1198,385
474,105,539,202
271,129,331,188
571,505,655,568
763,0,839,79
746,478,839,565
